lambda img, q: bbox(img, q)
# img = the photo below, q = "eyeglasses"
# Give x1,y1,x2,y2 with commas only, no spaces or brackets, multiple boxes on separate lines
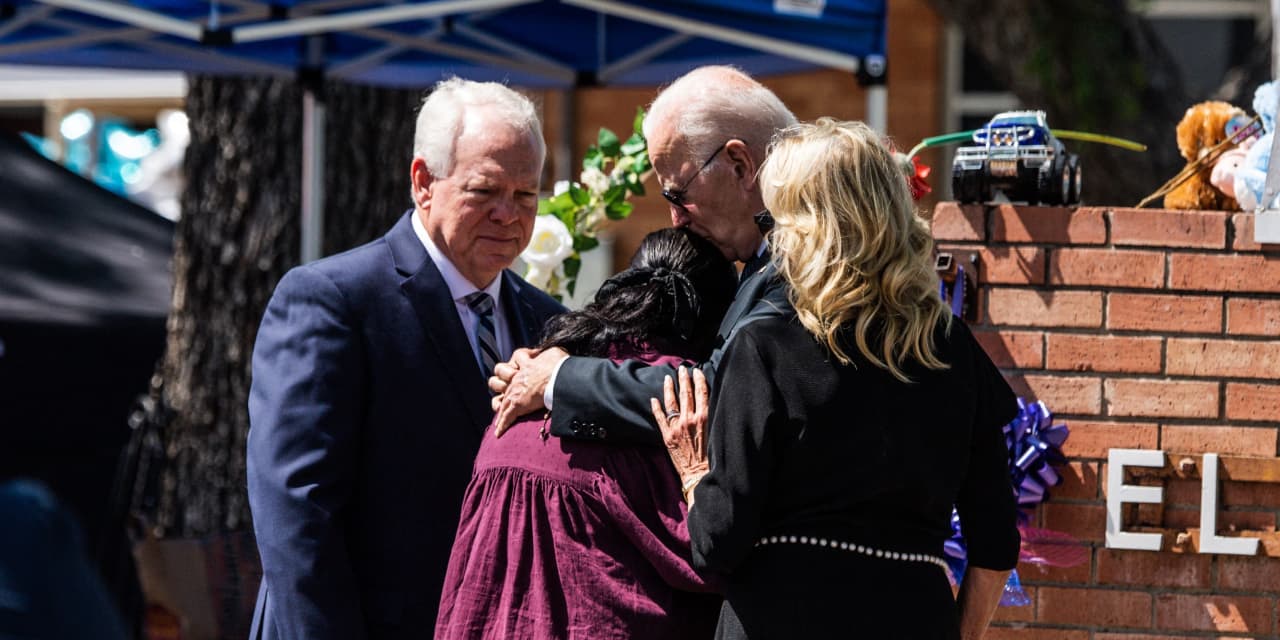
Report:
661,141,730,212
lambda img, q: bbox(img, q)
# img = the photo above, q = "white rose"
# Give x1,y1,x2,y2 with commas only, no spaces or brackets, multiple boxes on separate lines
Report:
553,180,571,196
580,167,610,194
522,215,575,290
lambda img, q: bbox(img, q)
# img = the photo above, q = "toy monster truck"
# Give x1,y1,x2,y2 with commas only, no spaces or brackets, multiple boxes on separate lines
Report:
952,110,1081,205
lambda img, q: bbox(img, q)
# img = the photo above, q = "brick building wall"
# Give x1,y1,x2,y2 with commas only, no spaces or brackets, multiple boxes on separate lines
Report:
932,203,1280,638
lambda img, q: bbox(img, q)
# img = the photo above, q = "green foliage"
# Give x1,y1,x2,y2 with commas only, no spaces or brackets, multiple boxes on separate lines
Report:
527,107,649,300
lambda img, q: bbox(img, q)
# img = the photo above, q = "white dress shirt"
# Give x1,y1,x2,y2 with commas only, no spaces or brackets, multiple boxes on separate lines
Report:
412,212,513,370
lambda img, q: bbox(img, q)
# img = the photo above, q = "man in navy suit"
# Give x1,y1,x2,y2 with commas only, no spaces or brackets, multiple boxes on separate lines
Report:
247,77,564,639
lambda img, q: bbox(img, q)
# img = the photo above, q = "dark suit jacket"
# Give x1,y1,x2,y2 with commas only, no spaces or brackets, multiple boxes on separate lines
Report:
247,212,563,640
550,250,793,444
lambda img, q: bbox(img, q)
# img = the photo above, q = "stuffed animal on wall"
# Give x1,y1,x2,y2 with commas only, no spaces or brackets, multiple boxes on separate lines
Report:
1163,100,1246,210
1211,136,1256,208
1233,81,1279,211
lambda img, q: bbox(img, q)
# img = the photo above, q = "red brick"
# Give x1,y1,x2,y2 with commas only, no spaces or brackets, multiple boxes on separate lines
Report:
1163,478,1200,505
1155,593,1273,634
1016,556,1091,584
974,329,1044,369
1218,555,1280,593
1161,425,1278,456
1042,503,1106,544
1160,505,1276,532
1090,632,1208,637
1107,293,1222,334
1170,253,1280,293
1226,383,1280,422
1038,585,1151,627
1008,374,1102,415
1167,338,1280,380
1223,480,1280,509
1096,548,1211,588
1110,207,1228,249
988,289,1103,328
930,201,985,241
1046,334,1162,374
1051,461,1099,500
1230,212,1280,253
1226,298,1280,336
987,627,1089,640
1105,379,1219,419
1061,421,1158,458
1050,248,1166,288
1094,634,1203,640
939,244,1045,285
991,204,1107,244
983,624,1085,640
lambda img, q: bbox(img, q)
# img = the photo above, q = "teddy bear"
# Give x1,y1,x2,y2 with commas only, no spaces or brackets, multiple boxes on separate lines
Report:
1163,100,1246,210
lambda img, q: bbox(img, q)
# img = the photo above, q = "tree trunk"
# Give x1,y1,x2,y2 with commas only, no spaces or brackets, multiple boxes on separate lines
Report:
131,76,421,537
926,0,1269,206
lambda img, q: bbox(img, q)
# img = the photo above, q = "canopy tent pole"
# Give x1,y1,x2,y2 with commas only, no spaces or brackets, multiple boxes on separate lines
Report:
866,85,887,135
301,36,325,264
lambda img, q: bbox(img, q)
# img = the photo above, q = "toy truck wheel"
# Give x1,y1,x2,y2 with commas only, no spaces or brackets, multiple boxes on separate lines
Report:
952,169,983,202
1066,155,1082,204
1038,155,1069,205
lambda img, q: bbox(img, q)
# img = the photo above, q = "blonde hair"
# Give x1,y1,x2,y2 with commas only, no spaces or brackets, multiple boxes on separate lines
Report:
761,118,950,382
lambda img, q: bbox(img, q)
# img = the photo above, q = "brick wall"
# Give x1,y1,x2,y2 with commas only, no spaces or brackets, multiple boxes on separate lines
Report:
932,203,1280,639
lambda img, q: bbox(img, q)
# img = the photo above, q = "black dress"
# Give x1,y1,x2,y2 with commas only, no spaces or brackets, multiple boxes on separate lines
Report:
687,315,1021,640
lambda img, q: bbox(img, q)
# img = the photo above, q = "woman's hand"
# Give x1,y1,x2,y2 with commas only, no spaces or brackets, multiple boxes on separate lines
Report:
650,366,710,503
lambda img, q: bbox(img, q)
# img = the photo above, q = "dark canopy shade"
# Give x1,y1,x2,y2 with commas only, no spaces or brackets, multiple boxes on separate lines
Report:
0,134,174,328
0,0,888,87
0,132,171,583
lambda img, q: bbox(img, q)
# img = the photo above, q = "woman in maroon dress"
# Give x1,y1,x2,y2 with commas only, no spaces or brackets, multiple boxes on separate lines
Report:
436,228,737,640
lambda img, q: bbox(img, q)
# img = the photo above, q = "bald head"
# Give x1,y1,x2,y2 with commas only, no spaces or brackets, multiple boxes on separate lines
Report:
642,66,797,262
643,65,796,165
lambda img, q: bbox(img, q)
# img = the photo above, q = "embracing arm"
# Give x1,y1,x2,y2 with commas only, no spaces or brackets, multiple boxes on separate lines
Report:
247,266,367,640
544,275,793,444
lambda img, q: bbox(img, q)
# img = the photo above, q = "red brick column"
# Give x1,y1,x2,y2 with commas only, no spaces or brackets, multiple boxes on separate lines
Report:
932,203,1280,638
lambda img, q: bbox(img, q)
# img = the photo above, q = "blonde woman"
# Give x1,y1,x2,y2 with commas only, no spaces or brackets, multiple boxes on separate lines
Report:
653,119,1019,639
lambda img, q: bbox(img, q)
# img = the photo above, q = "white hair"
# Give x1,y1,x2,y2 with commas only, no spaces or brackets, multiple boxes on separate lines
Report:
643,65,797,163
413,77,545,177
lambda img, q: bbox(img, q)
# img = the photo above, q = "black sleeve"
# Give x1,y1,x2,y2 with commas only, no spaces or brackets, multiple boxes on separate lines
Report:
547,352,718,446
685,328,782,574
549,274,792,445
954,323,1022,571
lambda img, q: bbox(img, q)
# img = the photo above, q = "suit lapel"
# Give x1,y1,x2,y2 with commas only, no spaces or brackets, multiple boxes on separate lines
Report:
500,271,543,350
387,212,492,431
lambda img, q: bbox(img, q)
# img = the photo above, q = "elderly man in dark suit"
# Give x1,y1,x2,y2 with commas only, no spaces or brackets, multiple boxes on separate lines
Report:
490,66,796,443
246,77,564,639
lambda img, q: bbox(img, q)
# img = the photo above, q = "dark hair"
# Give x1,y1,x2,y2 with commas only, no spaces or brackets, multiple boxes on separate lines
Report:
538,228,737,361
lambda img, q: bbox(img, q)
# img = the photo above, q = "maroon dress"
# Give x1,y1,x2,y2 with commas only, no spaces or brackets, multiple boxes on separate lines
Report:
435,353,721,640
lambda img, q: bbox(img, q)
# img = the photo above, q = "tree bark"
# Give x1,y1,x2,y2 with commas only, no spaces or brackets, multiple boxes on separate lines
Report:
132,76,421,537
926,0,1269,206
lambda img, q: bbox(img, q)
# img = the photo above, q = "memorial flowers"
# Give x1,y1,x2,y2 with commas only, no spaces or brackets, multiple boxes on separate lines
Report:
522,108,650,300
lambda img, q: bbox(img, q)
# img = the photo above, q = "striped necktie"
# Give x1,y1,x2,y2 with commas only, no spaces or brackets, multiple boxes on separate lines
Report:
464,291,499,379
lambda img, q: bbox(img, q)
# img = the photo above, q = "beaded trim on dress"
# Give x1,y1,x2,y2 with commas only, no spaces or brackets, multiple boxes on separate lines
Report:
754,535,952,577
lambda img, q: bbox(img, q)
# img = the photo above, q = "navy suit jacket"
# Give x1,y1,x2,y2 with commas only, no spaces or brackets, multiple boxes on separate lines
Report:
247,212,563,639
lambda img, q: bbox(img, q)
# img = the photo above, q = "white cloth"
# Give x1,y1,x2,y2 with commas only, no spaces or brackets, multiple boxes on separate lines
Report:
412,212,513,365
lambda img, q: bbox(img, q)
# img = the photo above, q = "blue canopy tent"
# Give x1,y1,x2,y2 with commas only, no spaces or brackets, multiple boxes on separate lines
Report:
0,0,887,260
